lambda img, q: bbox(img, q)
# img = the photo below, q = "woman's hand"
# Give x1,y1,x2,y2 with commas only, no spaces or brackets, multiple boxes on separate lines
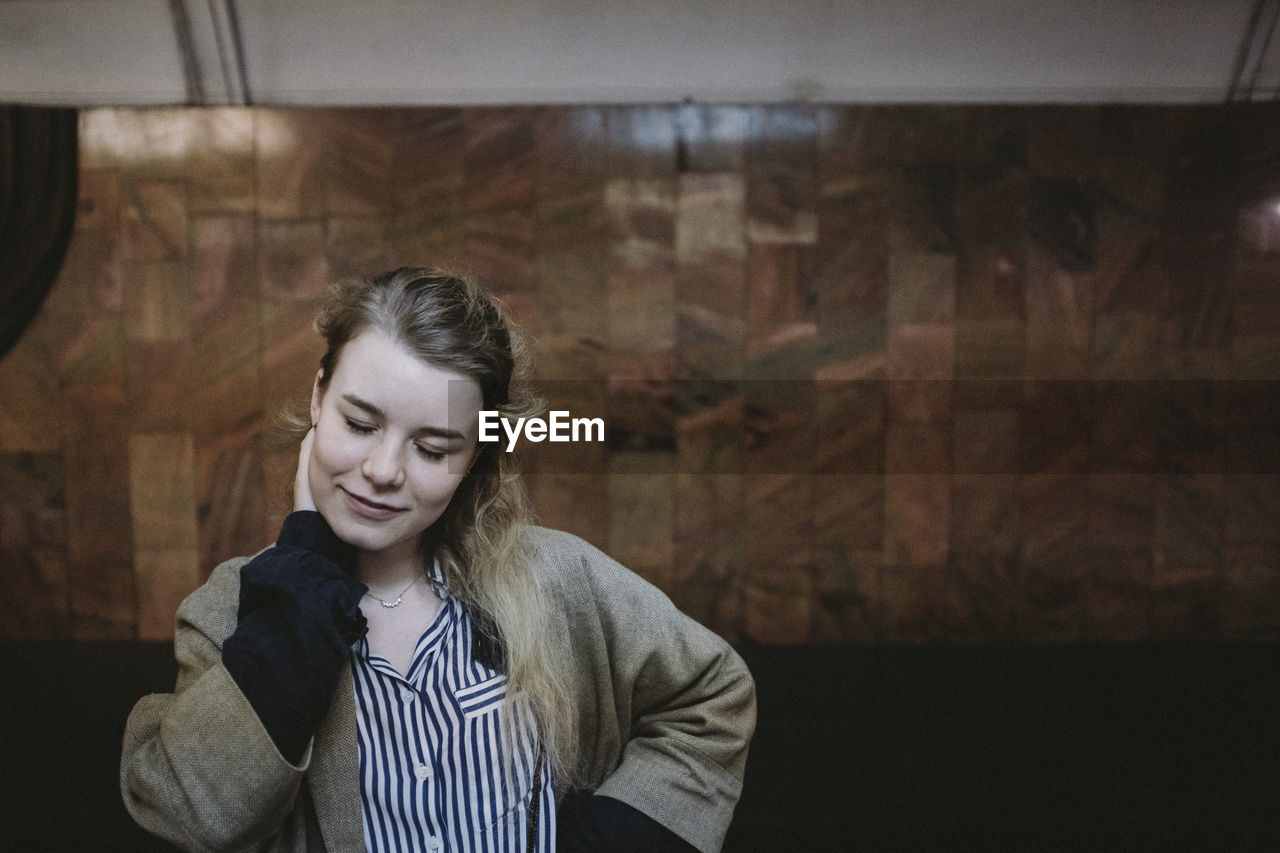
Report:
294,425,318,513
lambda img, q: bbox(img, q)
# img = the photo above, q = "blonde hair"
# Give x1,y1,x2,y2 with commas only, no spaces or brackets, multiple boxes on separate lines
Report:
311,267,579,786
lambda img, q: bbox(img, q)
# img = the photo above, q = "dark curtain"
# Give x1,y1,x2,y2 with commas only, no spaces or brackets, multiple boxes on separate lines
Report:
0,105,78,360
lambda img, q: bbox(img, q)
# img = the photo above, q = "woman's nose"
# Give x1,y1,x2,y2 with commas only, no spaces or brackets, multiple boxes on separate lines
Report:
361,438,406,489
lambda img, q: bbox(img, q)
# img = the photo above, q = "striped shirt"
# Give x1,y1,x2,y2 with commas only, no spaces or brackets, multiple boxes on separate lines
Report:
351,578,555,853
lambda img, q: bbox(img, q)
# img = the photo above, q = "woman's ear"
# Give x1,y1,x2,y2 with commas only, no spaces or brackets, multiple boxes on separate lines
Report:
309,369,324,426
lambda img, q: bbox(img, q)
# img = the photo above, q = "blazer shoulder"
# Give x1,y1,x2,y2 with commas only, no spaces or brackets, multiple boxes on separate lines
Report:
176,554,249,645
523,524,679,616
524,525,627,587
525,524,605,561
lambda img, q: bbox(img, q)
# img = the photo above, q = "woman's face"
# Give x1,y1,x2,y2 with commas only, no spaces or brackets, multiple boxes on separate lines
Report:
308,327,483,570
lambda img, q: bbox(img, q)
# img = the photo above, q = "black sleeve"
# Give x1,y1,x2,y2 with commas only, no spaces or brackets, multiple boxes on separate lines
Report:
556,791,697,853
221,511,368,764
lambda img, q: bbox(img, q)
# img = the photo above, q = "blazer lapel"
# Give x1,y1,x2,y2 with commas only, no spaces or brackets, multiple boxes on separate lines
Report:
308,661,365,851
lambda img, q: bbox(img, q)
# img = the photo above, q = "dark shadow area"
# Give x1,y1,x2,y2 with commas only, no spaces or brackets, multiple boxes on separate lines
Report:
0,105,78,360
727,644,1280,851
1,642,179,852
2,641,1277,851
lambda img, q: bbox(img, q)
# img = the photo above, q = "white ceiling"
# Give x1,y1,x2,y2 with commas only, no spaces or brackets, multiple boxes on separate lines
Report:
0,0,1273,107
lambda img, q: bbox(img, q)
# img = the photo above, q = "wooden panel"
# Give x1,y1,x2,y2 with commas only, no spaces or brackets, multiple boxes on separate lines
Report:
0,104,1276,643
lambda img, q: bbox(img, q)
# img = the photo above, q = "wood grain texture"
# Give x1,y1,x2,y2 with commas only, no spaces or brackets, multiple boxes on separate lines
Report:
0,105,1276,642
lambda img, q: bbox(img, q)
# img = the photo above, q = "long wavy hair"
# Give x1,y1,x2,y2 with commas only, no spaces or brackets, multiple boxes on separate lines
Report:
310,267,578,786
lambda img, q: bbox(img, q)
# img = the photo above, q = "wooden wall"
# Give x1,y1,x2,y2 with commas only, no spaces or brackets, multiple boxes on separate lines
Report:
0,104,1277,643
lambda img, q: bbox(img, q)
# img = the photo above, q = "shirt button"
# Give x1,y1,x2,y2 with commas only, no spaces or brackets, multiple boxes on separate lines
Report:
415,763,431,781
427,839,441,852
399,687,415,703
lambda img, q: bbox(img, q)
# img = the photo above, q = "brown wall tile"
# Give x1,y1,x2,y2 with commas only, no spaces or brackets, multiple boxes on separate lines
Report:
188,109,255,214
0,453,69,639
0,332,62,453
3,104,1276,644
128,431,200,640
258,220,329,302
256,109,326,220
62,384,134,638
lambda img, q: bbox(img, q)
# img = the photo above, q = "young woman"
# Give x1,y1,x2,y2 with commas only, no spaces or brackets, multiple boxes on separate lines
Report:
121,268,756,853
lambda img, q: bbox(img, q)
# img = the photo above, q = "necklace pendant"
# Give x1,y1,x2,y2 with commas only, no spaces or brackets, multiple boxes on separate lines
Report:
365,575,421,609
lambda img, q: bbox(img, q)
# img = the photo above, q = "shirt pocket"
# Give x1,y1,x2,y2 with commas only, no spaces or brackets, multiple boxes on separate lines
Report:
454,673,508,719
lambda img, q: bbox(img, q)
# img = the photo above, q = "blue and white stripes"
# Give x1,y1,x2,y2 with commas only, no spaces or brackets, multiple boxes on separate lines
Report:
351,593,554,852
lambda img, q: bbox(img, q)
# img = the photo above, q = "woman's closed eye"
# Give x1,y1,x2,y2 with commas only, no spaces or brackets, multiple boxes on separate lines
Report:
415,444,447,462
345,418,448,462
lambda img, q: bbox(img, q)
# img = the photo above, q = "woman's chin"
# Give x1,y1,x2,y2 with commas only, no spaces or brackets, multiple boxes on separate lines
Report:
328,515,425,566
329,519,387,553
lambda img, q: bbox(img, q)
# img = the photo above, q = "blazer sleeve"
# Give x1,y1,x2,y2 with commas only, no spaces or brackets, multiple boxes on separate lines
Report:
119,557,311,853
538,529,757,853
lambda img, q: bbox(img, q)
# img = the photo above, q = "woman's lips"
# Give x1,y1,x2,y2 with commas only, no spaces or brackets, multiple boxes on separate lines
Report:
341,487,406,521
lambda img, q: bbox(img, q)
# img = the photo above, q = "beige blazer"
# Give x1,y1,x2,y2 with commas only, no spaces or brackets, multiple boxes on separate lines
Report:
121,526,756,853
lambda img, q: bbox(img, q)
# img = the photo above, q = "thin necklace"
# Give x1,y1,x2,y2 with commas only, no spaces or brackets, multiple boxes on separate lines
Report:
365,575,422,609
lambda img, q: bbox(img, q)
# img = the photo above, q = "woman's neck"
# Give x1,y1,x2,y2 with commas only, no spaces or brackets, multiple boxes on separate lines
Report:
356,542,423,592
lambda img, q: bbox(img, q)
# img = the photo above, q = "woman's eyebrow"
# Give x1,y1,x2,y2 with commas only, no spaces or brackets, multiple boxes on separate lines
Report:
341,393,467,440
